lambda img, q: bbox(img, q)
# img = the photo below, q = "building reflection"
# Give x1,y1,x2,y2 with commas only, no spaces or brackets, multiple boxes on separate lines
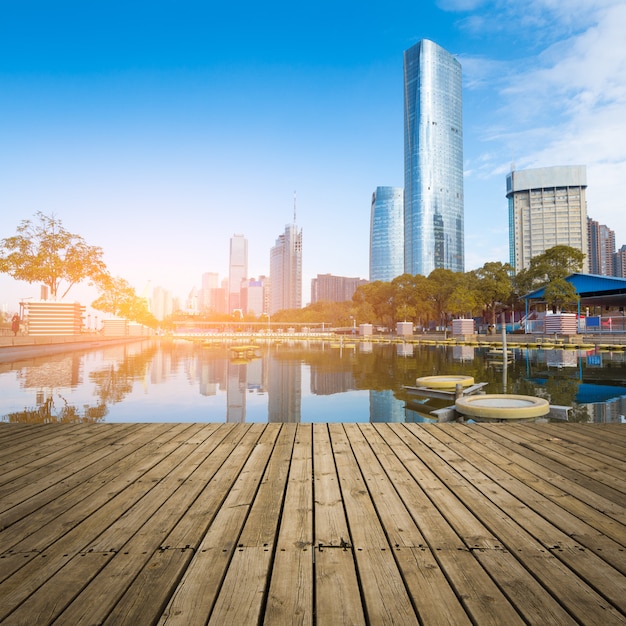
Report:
370,390,405,422
3,339,626,424
268,358,301,422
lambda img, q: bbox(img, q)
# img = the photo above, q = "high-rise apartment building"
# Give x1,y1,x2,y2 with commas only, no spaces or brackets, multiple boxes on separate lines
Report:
506,165,588,273
587,218,615,276
228,234,248,313
269,223,302,314
370,186,404,282
614,245,626,278
403,39,464,276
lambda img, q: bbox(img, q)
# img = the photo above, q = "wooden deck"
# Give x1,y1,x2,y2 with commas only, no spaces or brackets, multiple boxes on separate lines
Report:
0,422,625,625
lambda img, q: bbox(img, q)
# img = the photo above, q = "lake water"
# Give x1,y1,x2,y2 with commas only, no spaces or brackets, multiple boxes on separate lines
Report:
1,337,625,424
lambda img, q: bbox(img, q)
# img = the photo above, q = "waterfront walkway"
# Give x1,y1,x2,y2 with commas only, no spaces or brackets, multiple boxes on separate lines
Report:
1,422,625,625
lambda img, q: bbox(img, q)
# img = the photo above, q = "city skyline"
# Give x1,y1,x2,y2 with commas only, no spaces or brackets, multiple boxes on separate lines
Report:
2,1,626,312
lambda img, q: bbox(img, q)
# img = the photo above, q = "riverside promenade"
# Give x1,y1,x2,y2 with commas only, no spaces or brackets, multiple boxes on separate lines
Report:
0,421,625,625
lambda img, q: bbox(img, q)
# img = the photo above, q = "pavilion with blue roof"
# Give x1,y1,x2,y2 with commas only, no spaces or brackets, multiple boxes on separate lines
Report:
522,273,626,332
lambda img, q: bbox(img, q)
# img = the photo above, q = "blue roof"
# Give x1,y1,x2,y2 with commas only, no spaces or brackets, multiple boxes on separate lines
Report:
524,273,626,305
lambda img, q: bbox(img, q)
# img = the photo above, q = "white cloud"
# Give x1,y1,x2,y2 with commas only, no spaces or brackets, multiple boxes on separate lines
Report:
468,0,626,243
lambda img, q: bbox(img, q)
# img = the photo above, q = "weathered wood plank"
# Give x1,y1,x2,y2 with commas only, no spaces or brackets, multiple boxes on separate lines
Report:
313,423,365,625
0,422,624,625
159,424,294,625
406,424,626,624
329,423,419,625
264,423,314,626
374,423,562,626
55,424,270,625
442,423,626,572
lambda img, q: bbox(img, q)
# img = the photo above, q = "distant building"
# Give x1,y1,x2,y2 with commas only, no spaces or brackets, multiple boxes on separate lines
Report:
370,186,404,282
404,39,464,275
228,234,248,313
506,165,589,273
151,286,173,321
242,276,269,317
310,274,368,304
270,223,302,314
614,245,626,278
587,218,615,276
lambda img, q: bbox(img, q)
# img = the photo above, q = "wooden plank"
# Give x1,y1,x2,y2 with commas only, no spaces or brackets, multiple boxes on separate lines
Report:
444,423,626,571
159,424,295,626
0,424,222,621
475,424,626,519
502,424,626,507
506,424,626,485
0,423,180,533
55,424,271,626
313,423,365,625
373,424,567,626
0,423,624,625
0,424,201,557
103,424,269,626
353,424,476,626
539,423,626,461
405,423,626,624
264,424,314,625
329,423,419,625
0,423,138,496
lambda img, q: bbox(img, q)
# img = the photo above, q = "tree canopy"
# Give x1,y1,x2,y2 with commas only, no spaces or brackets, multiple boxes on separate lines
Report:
91,276,158,328
514,245,585,295
0,212,108,299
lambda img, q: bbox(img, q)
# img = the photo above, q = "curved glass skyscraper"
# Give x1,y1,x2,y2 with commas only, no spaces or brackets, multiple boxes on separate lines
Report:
404,39,464,276
370,186,404,282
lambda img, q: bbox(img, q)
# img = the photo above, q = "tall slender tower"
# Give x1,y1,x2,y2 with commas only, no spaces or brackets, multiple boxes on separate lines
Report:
228,234,248,313
403,39,464,276
370,186,404,282
270,198,302,314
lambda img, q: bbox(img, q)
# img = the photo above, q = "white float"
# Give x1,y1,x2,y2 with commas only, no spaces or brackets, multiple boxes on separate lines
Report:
415,375,475,389
454,394,550,420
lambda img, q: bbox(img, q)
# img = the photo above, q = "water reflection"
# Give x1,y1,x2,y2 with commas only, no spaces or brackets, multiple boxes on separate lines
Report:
1,338,625,424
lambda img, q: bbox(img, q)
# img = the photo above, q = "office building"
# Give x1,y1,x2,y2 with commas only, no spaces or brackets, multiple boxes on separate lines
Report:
370,186,404,282
310,274,368,304
588,218,615,276
506,165,588,273
403,39,464,276
228,234,248,313
270,223,302,314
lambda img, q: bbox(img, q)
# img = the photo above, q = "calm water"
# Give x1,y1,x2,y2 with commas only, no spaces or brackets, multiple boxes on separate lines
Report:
1,338,625,424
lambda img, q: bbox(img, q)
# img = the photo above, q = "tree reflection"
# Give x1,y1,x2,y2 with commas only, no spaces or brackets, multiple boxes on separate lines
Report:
5,341,159,423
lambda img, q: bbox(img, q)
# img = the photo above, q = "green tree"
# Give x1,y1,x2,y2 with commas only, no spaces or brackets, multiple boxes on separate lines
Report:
91,276,158,328
0,212,108,299
352,281,395,327
515,245,584,294
471,261,514,324
543,277,580,313
427,269,463,328
391,273,433,327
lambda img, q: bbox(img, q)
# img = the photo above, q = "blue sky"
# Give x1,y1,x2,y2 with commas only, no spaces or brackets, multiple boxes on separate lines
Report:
2,0,625,314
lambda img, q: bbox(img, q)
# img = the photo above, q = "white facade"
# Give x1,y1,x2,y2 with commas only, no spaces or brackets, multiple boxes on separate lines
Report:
507,165,589,273
270,224,302,315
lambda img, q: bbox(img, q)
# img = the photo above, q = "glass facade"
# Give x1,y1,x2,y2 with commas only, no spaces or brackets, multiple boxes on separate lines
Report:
403,39,464,276
370,186,404,282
